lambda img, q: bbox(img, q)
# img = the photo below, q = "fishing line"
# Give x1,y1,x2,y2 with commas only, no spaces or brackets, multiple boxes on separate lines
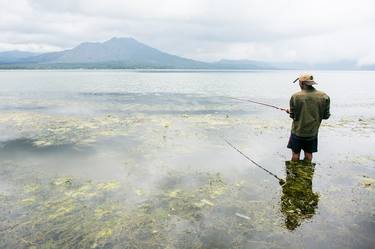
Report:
228,97,287,112
224,138,285,185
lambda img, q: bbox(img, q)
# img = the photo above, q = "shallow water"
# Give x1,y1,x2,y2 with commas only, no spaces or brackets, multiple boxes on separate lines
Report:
0,70,374,248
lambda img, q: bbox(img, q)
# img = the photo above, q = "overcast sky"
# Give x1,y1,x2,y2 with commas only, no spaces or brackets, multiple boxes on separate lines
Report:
0,0,374,64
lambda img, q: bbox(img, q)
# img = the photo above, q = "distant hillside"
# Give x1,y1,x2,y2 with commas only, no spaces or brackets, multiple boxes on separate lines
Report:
0,37,211,69
0,51,40,63
0,37,372,70
360,64,375,70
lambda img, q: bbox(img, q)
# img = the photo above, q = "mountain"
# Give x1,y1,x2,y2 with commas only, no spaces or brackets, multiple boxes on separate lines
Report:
0,38,371,70
360,64,375,70
0,37,269,69
0,51,40,63
0,37,210,69
312,60,359,70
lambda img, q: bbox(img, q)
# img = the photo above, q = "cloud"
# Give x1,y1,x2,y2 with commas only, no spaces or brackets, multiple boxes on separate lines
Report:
0,0,374,64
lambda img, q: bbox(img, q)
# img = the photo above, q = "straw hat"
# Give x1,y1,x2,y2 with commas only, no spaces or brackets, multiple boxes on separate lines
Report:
293,73,317,85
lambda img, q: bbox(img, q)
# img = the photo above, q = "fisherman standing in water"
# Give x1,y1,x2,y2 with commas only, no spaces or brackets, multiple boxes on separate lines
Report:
286,74,330,162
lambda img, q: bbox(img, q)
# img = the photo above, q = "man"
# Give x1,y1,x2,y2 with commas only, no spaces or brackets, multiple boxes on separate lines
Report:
286,74,330,162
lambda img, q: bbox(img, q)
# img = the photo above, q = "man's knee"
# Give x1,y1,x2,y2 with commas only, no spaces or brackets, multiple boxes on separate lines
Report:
304,151,313,161
291,151,300,161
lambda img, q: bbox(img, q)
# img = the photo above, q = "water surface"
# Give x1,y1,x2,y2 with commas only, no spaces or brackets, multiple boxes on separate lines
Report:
0,70,374,248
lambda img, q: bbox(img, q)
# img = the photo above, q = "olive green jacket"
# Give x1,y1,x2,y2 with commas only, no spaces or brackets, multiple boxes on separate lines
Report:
289,87,330,137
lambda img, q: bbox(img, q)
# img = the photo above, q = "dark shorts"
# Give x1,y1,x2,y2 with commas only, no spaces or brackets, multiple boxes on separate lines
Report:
287,133,318,153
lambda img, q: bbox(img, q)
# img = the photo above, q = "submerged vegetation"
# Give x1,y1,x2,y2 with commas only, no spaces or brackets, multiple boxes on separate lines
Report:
0,90,374,248
1,155,374,248
0,161,285,249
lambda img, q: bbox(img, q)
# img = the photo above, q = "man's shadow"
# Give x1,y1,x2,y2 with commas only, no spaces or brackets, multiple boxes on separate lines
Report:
281,160,319,230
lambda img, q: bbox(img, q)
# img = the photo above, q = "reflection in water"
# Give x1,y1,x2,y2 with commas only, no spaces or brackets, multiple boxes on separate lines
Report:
281,160,319,230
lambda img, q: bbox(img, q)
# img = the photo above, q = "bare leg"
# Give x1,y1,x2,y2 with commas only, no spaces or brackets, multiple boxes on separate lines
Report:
291,151,300,161
304,151,313,162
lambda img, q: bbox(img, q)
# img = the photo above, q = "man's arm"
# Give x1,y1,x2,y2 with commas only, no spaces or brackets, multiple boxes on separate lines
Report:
289,96,295,119
323,96,330,120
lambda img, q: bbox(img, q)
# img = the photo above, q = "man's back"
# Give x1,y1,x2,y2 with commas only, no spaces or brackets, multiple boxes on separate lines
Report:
289,87,330,137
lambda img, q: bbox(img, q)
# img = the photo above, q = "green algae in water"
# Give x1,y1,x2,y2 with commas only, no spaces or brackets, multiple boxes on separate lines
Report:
360,176,375,188
52,176,73,186
3,153,373,248
0,162,285,249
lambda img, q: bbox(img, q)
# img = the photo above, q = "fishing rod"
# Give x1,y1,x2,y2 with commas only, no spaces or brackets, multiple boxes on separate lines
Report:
228,97,287,112
224,139,285,185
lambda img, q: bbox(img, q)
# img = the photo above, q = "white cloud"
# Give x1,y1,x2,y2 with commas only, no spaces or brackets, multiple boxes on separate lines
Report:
0,0,374,64
0,42,60,52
